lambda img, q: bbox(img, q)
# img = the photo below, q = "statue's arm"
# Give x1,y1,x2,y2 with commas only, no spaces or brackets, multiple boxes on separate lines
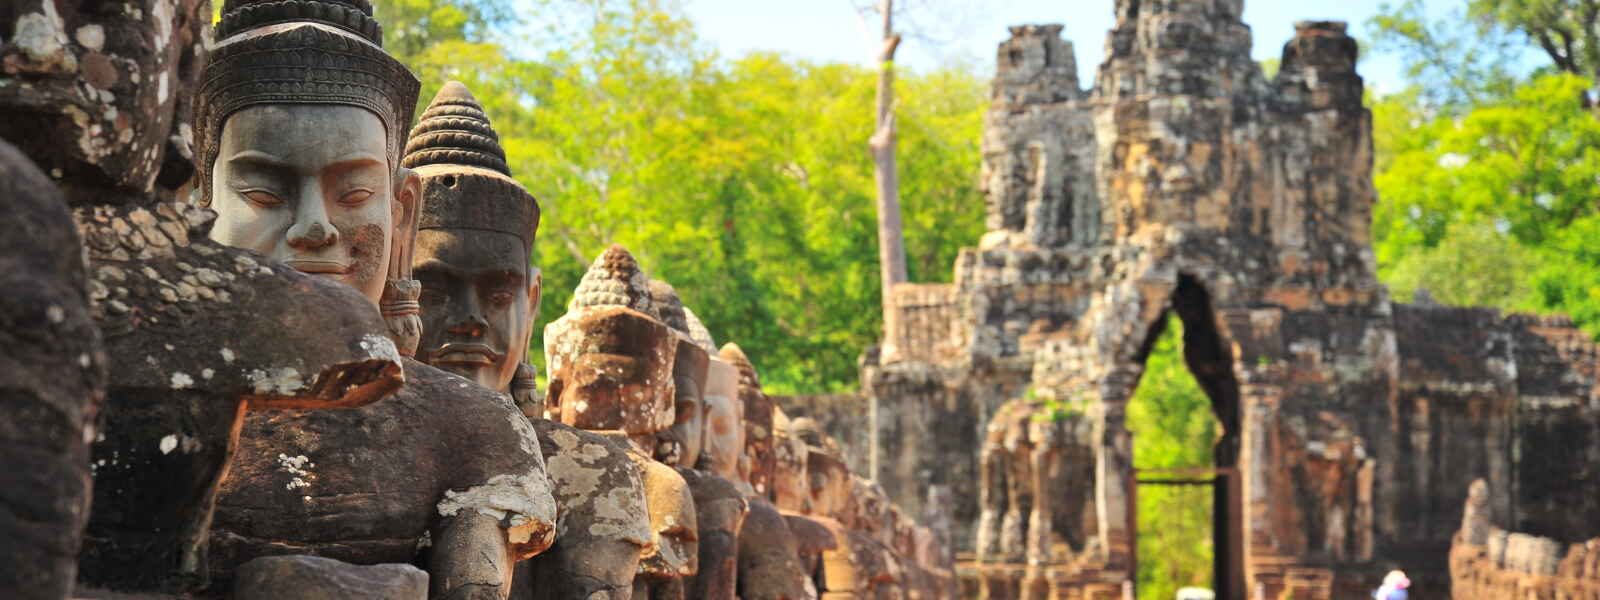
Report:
427,512,516,600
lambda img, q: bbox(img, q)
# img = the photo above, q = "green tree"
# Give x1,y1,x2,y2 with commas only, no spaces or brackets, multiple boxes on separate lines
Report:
1367,0,1524,110
1470,0,1600,106
371,0,985,392
1373,73,1600,326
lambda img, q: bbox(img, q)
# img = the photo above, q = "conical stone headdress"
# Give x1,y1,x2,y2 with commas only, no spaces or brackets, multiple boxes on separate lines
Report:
196,0,420,200
569,244,656,318
406,81,540,248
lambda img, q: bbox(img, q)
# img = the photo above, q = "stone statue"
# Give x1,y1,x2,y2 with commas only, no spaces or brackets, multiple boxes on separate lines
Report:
799,433,865,600
406,81,543,409
0,138,104,600
200,0,424,356
774,408,835,598
402,81,651,600
652,282,751,600
197,3,558,597
720,344,813,599
545,245,699,599
2,1,410,595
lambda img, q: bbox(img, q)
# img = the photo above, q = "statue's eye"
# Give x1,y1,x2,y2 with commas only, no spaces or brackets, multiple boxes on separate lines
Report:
242,189,284,208
338,188,374,206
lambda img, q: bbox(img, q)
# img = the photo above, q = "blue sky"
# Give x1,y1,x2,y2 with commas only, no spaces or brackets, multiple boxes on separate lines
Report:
681,0,1473,96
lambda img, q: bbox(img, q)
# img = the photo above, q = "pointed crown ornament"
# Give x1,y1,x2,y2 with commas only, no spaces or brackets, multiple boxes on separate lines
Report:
405,81,540,249
196,0,421,202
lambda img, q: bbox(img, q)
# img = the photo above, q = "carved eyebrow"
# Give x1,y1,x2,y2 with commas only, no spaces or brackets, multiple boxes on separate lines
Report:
225,150,291,169
412,258,465,279
325,155,387,175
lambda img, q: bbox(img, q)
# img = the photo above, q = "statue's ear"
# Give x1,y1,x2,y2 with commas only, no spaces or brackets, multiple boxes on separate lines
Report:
389,167,422,280
526,266,543,339
514,266,543,366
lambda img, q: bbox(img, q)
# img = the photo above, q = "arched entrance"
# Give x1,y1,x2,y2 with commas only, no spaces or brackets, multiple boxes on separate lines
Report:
1126,275,1245,599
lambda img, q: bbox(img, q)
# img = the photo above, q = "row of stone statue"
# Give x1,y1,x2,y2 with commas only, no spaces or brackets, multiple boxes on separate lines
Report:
0,0,950,598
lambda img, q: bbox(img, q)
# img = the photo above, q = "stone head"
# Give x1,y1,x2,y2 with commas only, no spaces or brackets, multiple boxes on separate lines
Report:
804,443,852,520
851,475,892,536
648,280,710,467
698,355,742,481
720,342,775,496
197,0,422,331
0,0,209,200
772,405,812,513
544,245,676,450
407,81,542,393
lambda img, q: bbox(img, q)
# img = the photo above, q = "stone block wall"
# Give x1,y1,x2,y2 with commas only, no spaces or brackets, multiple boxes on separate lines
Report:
1450,480,1600,599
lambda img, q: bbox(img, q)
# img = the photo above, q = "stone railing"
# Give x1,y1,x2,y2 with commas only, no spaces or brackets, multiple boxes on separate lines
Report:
1450,479,1600,599
882,283,963,365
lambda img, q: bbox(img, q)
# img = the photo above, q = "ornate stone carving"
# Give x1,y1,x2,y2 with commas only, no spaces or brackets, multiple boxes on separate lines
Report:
198,6,556,598
199,0,424,355
403,81,650,600
651,282,749,600
545,245,698,599
2,2,411,596
719,344,811,600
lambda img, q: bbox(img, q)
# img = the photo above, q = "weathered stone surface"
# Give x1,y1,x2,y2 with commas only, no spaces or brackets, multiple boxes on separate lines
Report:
0,139,102,600
79,203,405,593
0,0,210,204
231,555,427,600
545,246,699,598
209,359,555,589
679,467,748,600
1449,479,1600,599
515,420,651,600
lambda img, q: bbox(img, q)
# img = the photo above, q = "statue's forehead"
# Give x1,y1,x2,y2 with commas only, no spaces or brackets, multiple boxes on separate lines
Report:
218,104,388,166
414,229,527,275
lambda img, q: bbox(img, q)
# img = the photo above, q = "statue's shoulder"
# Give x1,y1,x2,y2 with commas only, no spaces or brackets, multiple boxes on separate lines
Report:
403,358,545,465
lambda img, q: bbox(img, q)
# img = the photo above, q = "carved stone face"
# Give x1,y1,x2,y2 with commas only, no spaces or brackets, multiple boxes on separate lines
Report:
209,104,418,305
772,409,811,513
698,358,742,480
806,447,851,519
666,337,709,467
414,229,539,392
0,0,207,196
545,306,675,442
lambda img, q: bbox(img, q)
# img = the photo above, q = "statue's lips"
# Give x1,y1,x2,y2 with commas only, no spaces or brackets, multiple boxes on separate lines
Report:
285,259,354,275
430,342,500,366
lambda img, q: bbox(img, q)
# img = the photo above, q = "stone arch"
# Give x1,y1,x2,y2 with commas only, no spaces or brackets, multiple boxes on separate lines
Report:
1082,271,1247,598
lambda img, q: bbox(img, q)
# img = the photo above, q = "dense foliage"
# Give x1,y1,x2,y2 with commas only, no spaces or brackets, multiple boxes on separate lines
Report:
1369,3,1600,333
373,0,985,393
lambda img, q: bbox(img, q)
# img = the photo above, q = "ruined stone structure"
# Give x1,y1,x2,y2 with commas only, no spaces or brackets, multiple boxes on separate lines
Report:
1449,479,1600,599
846,2,1600,598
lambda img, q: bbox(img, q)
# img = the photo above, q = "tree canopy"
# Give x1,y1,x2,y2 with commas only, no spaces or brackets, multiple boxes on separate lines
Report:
372,0,984,393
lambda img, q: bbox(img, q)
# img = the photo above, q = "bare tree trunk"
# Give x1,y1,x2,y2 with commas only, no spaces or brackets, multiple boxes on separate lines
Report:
871,0,906,356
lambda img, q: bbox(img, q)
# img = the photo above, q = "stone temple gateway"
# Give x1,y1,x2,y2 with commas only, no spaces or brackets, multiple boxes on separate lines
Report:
779,0,1600,598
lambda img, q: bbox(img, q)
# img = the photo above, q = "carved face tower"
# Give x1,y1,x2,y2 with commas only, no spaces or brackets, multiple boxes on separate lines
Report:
196,0,423,352
407,81,542,393
544,245,676,453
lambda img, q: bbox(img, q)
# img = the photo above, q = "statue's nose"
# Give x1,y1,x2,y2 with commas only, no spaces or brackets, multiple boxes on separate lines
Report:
286,197,338,250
